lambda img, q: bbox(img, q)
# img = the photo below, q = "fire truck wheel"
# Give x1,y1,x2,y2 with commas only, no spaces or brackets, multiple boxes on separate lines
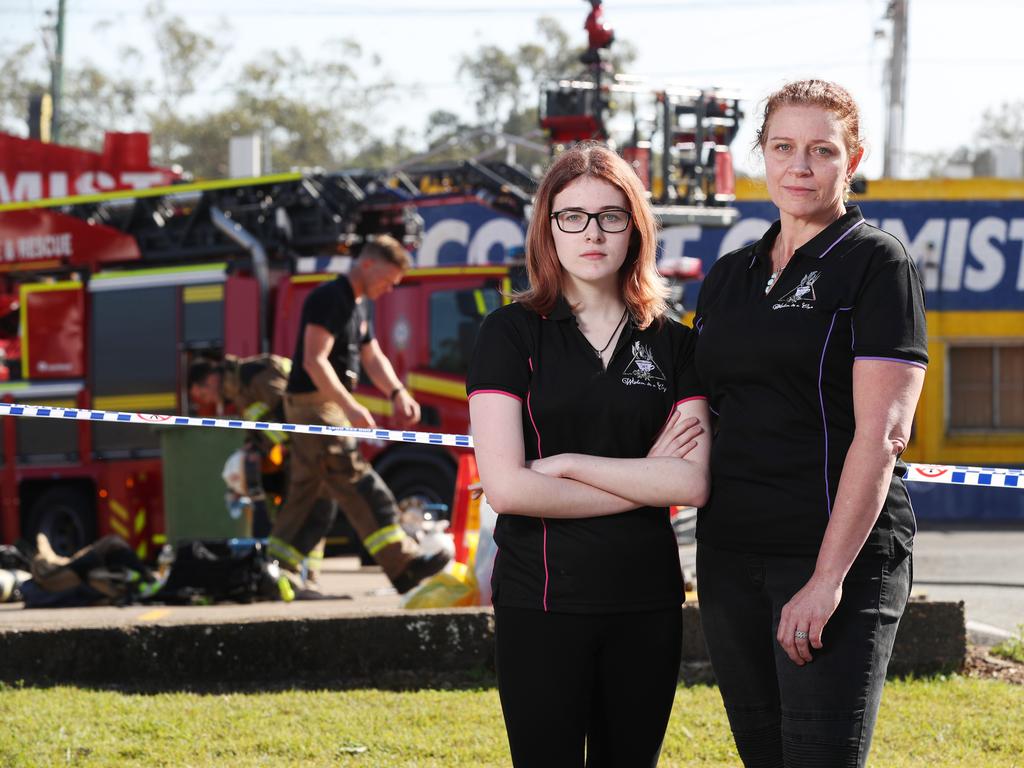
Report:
26,487,97,558
383,462,457,522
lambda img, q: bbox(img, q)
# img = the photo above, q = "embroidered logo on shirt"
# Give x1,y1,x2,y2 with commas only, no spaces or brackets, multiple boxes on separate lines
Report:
622,341,667,391
772,270,821,310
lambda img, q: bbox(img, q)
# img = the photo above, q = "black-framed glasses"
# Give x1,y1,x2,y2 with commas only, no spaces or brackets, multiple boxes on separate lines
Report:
550,208,632,234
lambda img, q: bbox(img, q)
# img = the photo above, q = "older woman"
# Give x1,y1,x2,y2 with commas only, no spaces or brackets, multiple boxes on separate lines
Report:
691,80,927,767
468,143,710,767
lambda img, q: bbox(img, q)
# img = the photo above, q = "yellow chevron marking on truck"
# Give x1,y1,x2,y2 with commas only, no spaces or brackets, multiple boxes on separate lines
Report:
109,499,129,521
110,517,129,539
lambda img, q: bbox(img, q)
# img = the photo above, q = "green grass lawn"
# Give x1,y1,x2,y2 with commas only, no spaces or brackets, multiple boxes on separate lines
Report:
992,625,1024,664
1,676,1021,767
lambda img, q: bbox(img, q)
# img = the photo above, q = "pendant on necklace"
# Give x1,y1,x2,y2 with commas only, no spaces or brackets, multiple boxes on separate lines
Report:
588,307,628,362
765,271,780,294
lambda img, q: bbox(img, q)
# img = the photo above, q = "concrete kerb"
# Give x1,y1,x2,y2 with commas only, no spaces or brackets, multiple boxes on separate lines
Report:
0,601,965,690
966,620,1015,647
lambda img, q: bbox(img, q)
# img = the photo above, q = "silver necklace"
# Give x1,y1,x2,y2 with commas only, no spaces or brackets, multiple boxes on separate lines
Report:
766,241,787,294
586,307,628,360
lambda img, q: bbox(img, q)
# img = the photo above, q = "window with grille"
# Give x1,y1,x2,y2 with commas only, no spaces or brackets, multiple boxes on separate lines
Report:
948,345,1024,431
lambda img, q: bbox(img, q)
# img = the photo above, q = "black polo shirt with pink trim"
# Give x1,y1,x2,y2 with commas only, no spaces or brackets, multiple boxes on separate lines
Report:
692,206,928,558
467,298,703,613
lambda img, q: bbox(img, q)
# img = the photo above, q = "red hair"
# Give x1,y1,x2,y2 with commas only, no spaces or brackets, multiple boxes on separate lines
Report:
516,142,667,329
754,80,864,196
755,79,862,157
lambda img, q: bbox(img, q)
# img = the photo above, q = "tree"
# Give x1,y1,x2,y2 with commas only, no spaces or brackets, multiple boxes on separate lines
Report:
0,38,146,148
976,100,1024,149
163,43,398,176
446,16,636,170
146,1,223,104
141,6,402,176
0,43,48,135
907,101,1024,179
0,10,641,179
0,6,403,177
457,16,635,129
904,148,966,179
59,57,148,149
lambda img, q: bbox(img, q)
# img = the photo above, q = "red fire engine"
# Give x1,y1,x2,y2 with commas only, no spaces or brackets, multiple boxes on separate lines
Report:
540,0,743,217
0,137,539,557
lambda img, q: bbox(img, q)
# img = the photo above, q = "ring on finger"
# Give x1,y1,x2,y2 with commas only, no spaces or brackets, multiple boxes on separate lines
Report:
794,630,809,640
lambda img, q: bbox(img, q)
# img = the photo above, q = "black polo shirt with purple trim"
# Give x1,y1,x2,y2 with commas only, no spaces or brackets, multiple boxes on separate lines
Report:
466,297,704,613
692,206,928,558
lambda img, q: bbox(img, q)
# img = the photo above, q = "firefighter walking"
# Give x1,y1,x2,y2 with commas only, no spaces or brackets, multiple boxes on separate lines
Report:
272,235,450,594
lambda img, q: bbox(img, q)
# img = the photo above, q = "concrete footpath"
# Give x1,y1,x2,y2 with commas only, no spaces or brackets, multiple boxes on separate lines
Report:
0,555,966,690
912,521,1024,645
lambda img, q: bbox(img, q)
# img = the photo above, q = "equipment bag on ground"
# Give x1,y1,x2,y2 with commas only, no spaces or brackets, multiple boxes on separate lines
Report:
157,539,281,604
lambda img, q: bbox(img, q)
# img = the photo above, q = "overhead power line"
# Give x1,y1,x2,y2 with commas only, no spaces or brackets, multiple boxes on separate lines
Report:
3,0,840,17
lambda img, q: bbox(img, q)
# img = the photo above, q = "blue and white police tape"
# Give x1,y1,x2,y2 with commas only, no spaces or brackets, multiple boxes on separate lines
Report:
0,401,472,449
0,401,1020,490
902,464,1021,489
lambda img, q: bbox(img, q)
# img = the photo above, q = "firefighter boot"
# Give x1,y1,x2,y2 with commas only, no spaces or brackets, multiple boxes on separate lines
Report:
279,568,327,601
267,536,305,574
366,525,451,595
34,532,70,567
305,539,326,584
265,537,327,600
30,533,81,592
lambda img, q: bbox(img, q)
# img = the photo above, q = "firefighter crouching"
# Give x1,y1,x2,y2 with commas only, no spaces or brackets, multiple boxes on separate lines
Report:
188,353,292,534
189,353,342,588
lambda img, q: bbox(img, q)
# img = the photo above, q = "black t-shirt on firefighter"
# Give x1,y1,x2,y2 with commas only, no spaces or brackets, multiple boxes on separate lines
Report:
287,275,374,395
466,298,704,613
692,206,928,559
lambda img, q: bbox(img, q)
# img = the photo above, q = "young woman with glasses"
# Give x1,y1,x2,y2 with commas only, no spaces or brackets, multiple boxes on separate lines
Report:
467,142,711,767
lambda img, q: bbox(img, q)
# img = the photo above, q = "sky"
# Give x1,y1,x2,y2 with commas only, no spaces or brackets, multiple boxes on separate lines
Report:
3,0,1023,179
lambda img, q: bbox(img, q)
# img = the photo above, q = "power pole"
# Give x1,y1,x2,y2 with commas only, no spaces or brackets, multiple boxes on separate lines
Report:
883,0,908,178
50,0,67,144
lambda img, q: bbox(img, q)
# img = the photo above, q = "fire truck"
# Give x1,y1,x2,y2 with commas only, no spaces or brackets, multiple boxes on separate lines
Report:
0,132,542,557
539,0,743,218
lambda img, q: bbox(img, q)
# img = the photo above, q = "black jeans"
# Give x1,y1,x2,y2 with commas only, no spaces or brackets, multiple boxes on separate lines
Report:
696,541,912,768
494,605,682,768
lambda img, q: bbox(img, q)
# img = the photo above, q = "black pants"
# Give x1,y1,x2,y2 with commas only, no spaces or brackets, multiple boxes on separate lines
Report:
696,541,912,768
494,605,682,768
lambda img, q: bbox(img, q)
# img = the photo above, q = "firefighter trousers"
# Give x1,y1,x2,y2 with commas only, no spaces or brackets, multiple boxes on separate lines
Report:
268,393,420,582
